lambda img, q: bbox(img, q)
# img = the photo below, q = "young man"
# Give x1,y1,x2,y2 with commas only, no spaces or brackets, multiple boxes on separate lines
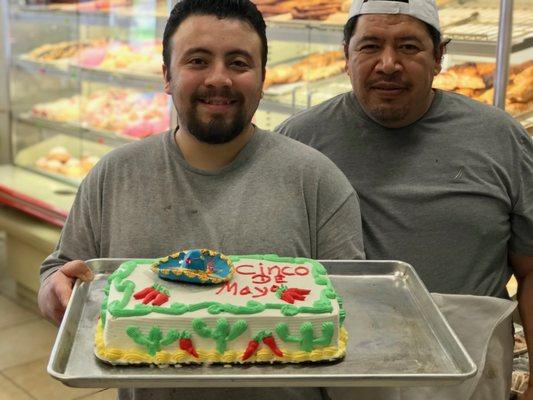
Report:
38,1,364,399
277,0,533,398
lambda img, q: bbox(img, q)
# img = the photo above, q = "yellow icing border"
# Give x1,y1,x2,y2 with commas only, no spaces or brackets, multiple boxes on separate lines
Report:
94,319,347,365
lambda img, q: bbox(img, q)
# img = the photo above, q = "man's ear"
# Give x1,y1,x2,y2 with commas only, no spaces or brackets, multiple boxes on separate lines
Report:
163,64,171,94
434,39,448,75
343,42,350,75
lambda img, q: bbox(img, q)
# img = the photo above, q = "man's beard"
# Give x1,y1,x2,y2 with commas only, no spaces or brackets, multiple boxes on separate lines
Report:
367,103,410,125
363,77,411,125
183,88,247,145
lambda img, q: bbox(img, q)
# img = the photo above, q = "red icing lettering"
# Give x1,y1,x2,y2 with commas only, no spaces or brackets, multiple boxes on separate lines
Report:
252,273,271,284
252,287,269,298
240,286,252,296
295,266,309,276
282,267,295,276
235,262,309,286
236,264,255,275
215,281,237,295
270,285,279,292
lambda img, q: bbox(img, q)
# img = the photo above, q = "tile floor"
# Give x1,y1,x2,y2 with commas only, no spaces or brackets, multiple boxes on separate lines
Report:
0,233,116,400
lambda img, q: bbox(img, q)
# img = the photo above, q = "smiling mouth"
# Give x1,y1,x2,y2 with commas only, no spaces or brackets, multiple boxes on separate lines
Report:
371,85,406,91
199,98,237,106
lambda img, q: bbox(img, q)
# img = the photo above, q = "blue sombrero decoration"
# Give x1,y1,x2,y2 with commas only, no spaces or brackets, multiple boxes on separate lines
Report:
150,249,234,284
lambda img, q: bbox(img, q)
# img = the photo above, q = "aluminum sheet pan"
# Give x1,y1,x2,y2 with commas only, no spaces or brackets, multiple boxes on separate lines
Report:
48,259,476,388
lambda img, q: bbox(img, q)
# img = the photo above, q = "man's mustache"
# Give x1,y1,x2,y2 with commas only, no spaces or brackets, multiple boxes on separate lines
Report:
192,88,243,103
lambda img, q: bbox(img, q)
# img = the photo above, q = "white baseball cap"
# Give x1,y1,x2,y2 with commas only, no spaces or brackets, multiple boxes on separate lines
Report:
348,0,441,33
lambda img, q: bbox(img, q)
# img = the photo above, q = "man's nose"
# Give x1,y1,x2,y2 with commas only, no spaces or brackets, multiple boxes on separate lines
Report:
205,61,232,87
376,47,402,75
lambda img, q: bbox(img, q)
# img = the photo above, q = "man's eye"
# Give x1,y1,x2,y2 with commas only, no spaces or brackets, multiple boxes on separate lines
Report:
358,44,379,52
400,44,420,53
189,58,206,66
231,60,250,69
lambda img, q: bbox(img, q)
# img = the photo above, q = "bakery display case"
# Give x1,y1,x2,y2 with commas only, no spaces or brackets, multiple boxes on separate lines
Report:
1,0,173,224
257,0,533,129
433,0,533,120
0,0,532,226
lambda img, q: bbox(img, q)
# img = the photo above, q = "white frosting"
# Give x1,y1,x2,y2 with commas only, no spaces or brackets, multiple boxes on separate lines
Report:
103,258,340,358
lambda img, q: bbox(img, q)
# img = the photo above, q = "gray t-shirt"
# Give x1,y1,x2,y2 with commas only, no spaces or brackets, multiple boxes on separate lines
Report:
40,127,364,400
277,90,533,297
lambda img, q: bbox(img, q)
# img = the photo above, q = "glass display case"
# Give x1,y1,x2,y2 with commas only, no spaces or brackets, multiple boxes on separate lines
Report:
0,0,532,226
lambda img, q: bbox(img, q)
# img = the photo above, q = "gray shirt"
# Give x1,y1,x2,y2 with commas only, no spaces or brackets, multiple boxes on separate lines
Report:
40,127,365,400
278,90,533,297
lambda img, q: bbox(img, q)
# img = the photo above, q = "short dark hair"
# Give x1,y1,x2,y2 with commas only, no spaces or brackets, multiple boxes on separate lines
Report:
162,0,268,79
343,15,442,58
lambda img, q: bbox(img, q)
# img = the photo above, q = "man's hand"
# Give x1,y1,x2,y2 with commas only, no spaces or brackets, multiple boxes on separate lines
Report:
510,253,533,400
38,260,94,325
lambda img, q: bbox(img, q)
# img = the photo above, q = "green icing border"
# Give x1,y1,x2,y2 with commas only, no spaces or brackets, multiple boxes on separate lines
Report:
102,255,345,326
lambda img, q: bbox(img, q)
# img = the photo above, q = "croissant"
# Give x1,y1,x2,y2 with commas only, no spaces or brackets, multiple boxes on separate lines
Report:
507,66,533,103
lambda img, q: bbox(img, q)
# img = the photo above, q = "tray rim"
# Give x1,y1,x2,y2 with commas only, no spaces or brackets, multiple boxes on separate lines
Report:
47,258,478,387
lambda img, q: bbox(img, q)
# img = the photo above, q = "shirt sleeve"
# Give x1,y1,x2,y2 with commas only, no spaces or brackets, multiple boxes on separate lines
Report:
509,129,533,256
310,152,365,260
317,191,365,260
39,172,102,284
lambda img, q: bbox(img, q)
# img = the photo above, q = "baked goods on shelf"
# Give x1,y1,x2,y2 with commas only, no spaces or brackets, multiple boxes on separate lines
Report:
31,88,170,138
291,0,342,21
76,41,163,76
511,368,530,396
47,0,131,12
32,96,82,122
96,251,347,365
35,146,100,178
24,39,162,77
25,39,107,63
255,0,298,16
506,65,533,103
252,0,341,21
433,60,533,117
264,50,344,89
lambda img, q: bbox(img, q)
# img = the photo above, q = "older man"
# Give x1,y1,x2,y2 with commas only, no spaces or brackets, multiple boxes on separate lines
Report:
278,0,533,398
37,0,364,399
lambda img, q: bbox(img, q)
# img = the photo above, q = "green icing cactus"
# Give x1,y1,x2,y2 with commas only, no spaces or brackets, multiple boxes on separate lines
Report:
126,326,181,356
275,321,334,352
192,318,248,354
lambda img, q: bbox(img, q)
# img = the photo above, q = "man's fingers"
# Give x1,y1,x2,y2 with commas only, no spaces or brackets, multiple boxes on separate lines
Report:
60,260,94,282
54,274,74,309
50,301,65,325
37,261,92,326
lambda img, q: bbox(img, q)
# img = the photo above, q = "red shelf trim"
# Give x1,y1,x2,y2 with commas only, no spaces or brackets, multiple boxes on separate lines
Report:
0,184,67,227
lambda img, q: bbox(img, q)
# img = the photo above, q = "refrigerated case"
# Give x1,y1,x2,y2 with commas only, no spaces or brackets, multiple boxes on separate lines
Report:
0,0,532,225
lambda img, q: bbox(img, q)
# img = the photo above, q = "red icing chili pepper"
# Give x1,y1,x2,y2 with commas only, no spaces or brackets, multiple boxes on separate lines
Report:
242,339,260,361
152,293,169,306
135,285,170,305
280,287,311,304
142,290,159,304
262,335,283,357
179,338,199,358
134,286,154,299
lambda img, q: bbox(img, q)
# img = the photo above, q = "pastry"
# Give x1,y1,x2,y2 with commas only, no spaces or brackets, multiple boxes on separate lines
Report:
507,66,533,103
48,146,71,163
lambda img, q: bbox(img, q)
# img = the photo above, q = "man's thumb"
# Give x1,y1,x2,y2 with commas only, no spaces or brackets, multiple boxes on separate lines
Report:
60,260,94,282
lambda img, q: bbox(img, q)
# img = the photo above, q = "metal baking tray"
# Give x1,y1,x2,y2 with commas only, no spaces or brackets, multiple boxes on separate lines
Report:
47,259,476,388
